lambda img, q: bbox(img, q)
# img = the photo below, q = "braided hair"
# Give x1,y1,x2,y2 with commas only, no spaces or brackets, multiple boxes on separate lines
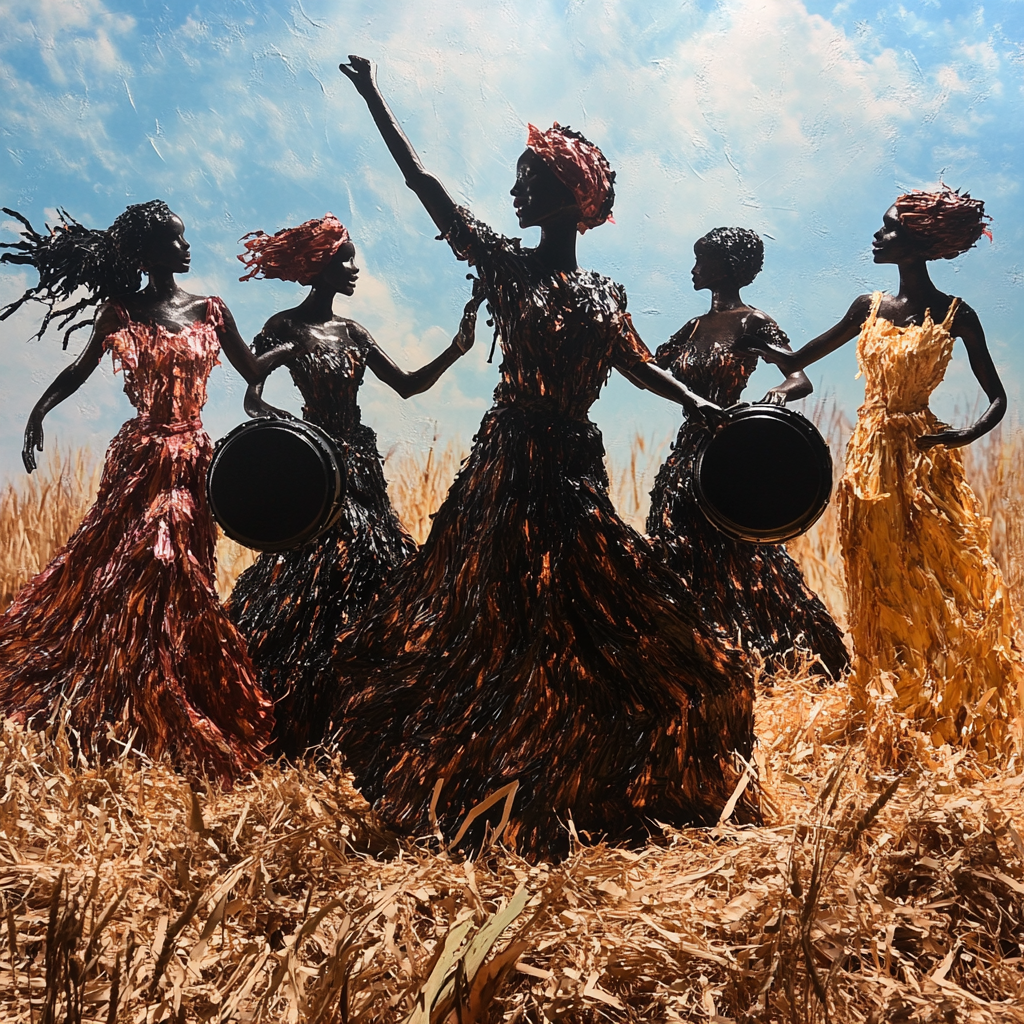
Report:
0,200,174,348
696,227,765,288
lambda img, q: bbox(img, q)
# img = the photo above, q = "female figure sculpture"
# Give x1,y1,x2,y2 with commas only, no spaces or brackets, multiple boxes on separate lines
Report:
647,227,849,681
0,202,278,781
227,214,481,757
328,56,758,859
747,189,1022,756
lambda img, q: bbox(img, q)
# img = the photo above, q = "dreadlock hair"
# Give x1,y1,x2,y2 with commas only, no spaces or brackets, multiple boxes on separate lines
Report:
0,200,175,348
696,227,765,288
893,187,991,261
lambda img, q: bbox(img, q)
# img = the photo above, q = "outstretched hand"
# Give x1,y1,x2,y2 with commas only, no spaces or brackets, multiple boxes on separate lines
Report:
736,333,797,374
22,411,43,474
338,55,376,93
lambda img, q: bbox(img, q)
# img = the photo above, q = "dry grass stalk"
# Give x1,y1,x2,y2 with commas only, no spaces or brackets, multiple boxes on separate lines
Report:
384,440,467,547
0,449,100,609
2,421,1024,1021
0,672,1023,1023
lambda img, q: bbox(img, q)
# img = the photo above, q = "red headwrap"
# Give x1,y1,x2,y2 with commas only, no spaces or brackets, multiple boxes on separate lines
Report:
238,213,351,285
526,123,615,234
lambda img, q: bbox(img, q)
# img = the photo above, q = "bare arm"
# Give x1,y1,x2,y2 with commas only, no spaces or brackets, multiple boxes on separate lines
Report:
742,311,813,405
364,279,484,399
917,302,1005,450
618,360,722,421
339,56,458,235
22,304,118,472
740,294,873,375
217,306,300,419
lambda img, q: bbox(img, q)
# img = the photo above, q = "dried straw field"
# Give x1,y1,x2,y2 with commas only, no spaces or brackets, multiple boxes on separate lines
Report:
1,420,1024,1024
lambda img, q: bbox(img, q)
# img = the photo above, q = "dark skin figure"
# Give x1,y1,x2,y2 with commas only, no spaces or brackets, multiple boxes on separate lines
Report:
743,205,1005,449
242,239,480,416
23,211,287,472
338,54,721,422
679,236,811,406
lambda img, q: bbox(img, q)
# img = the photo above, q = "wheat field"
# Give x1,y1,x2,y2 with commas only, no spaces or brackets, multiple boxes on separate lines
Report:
0,422,1023,1023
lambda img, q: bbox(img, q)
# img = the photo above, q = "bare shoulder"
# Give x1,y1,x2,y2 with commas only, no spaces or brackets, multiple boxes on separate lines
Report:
336,317,375,346
947,298,984,341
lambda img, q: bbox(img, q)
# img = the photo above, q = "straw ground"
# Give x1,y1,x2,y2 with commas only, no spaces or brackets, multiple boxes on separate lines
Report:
1,421,1023,1023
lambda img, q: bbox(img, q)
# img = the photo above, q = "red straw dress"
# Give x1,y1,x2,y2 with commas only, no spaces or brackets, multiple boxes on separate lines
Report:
0,299,274,782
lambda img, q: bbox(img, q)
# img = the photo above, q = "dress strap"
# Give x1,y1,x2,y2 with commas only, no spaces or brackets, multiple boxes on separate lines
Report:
941,296,960,331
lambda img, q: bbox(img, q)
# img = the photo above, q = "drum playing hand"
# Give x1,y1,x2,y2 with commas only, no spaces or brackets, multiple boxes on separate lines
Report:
244,387,297,422
757,389,788,407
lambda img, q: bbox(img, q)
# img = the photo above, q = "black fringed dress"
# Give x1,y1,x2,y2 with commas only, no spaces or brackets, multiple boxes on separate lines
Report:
647,324,849,681
328,209,757,859
227,326,417,757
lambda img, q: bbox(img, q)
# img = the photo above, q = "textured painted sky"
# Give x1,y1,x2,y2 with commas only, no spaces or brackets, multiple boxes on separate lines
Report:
1,0,1021,482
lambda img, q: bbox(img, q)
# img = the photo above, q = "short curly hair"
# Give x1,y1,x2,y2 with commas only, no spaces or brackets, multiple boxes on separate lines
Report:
0,199,176,347
893,186,990,261
237,214,352,286
695,227,765,288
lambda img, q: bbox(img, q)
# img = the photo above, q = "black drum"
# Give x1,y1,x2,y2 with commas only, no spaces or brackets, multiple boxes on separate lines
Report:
694,403,832,544
206,418,346,552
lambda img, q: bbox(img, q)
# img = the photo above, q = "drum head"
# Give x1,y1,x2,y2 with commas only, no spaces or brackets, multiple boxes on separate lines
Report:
207,419,344,552
695,405,832,544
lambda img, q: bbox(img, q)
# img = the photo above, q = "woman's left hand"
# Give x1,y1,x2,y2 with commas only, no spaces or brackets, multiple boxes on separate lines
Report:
916,428,974,451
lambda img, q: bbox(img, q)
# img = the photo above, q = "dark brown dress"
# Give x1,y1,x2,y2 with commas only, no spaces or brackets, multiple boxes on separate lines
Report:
647,323,849,681
227,327,417,757
0,300,274,783
328,209,757,860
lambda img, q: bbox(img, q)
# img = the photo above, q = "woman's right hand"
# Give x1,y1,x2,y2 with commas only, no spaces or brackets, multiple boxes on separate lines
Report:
23,410,44,473
244,383,296,422
736,333,798,374
338,55,377,94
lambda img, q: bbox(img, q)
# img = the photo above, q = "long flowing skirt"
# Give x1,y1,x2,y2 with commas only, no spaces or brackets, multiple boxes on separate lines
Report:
841,405,1023,755
648,420,849,681
330,406,757,860
0,417,274,782
228,428,416,757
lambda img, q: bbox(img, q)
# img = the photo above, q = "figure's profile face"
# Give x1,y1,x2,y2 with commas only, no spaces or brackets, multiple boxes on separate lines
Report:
872,205,922,264
317,241,359,295
691,240,732,292
510,149,578,230
141,213,191,274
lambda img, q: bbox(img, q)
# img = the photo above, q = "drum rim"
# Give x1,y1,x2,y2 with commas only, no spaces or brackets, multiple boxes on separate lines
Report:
207,417,346,552
693,402,833,544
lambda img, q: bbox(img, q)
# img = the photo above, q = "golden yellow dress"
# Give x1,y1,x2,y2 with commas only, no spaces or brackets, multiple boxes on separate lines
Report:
841,293,1023,757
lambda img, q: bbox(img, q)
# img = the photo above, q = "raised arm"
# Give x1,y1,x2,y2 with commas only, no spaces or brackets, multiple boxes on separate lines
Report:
364,278,484,399
22,304,117,472
917,302,1006,450
339,56,458,236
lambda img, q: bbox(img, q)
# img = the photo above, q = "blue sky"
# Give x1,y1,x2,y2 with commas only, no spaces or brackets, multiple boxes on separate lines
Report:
1,0,1021,482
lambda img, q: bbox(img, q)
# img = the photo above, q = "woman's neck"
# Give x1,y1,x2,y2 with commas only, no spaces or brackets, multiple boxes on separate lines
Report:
298,285,337,322
895,258,939,308
709,283,744,313
534,214,579,273
142,269,182,302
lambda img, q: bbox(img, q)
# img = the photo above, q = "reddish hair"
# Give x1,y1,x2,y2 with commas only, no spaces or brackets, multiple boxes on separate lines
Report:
526,123,616,234
893,186,991,261
238,213,351,285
